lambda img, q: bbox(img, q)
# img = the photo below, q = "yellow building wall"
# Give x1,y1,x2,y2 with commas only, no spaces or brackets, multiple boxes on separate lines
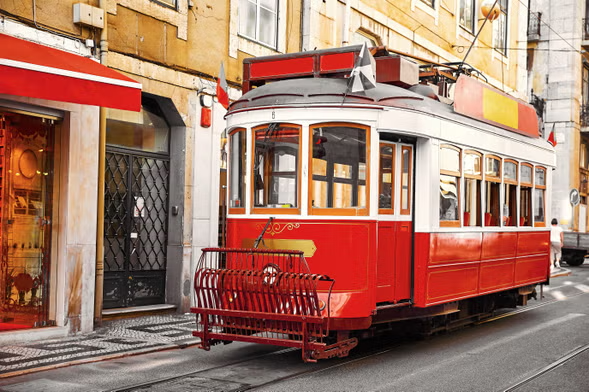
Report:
308,0,524,95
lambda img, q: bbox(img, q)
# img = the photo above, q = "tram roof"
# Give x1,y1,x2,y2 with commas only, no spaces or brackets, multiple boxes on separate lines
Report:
228,77,551,149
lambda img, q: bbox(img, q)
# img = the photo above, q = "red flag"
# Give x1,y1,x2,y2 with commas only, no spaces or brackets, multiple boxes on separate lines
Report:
548,127,557,147
216,62,229,109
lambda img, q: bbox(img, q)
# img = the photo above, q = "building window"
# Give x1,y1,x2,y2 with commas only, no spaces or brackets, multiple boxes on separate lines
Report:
459,0,476,33
440,145,461,226
534,167,546,226
239,0,278,48
582,65,589,127
464,151,482,226
421,0,435,7
485,156,501,226
379,144,395,214
106,99,170,154
252,123,300,213
352,30,380,47
309,123,369,216
493,0,508,55
151,0,177,9
503,160,518,226
228,129,246,212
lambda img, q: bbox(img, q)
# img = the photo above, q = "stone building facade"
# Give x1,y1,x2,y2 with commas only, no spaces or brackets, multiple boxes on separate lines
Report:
527,0,588,231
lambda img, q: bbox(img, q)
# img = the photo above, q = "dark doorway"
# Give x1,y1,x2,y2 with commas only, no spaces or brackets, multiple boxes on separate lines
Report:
103,97,170,308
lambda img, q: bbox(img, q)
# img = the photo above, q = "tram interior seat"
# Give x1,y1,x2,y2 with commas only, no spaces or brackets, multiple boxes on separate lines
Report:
484,213,494,226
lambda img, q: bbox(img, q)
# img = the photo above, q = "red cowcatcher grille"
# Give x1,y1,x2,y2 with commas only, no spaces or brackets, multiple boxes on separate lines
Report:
191,248,334,362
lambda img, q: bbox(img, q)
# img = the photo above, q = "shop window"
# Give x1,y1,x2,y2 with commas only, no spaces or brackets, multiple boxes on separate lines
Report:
520,163,533,226
228,128,246,213
252,123,300,214
239,0,278,48
309,123,369,216
464,151,482,226
503,160,518,226
379,144,395,214
440,145,461,226
534,166,546,226
485,156,501,226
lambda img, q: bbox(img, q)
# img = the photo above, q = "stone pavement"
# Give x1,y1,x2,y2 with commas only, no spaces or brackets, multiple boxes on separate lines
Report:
0,313,198,379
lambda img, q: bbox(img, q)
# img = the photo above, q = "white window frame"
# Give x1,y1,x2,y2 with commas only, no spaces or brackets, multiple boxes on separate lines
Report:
238,0,279,49
230,0,286,58
412,0,440,25
151,0,177,9
458,0,476,34
492,0,509,57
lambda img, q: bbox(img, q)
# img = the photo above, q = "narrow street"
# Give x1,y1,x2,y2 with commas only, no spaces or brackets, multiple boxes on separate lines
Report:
1,264,587,392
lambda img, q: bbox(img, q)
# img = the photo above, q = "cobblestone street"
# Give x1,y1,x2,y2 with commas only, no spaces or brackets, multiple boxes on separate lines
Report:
0,314,198,378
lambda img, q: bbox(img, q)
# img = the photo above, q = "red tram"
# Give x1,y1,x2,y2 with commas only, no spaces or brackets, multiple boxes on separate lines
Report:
191,46,555,362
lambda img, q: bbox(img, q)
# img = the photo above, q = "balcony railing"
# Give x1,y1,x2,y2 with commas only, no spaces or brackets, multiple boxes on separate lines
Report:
528,12,541,41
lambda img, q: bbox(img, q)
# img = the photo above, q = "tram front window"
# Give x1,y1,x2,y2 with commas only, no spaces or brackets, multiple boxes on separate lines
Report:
310,124,368,215
253,124,300,210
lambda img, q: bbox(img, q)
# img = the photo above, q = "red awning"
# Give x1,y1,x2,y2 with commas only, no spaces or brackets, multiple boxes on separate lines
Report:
0,33,141,111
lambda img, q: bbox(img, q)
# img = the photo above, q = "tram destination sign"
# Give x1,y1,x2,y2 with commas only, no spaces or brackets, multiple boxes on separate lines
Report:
453,75,539,139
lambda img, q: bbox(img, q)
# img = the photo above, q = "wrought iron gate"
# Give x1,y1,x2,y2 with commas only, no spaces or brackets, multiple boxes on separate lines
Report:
103,148,169,308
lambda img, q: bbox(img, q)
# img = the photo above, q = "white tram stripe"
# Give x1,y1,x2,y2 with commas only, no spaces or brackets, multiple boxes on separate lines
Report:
575,284,589,293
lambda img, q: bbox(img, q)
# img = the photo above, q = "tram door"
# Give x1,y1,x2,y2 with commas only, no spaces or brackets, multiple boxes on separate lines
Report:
376,141,413,303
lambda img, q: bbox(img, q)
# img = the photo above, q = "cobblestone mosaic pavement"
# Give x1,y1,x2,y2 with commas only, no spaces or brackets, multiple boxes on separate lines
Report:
0,314,198,377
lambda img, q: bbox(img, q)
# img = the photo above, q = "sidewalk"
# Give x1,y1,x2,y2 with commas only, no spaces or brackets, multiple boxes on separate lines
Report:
0,313,199,379
551,266,572,278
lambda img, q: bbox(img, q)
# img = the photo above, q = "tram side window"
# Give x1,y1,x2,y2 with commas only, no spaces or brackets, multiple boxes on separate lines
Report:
229,129,246,211
252,123,300,212
534,167,547,226
400,146,413,215
439,145,461,227
520,164,533,226
379,144,395,214
485,156,501,226
503,160,518,227
310,124,369,215
464,151,482,226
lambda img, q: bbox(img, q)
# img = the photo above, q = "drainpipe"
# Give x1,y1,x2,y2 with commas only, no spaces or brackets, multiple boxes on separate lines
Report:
301,0,311,51
94,0,108,326
341,0,351,46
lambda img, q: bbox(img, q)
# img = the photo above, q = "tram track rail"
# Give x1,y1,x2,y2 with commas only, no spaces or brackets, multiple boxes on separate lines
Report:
503,344,589,392
111,290,588,392
110,336,404,392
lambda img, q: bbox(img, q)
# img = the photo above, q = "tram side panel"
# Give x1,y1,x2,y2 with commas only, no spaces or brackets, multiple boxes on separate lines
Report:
413,230,550,307
226,218,377,323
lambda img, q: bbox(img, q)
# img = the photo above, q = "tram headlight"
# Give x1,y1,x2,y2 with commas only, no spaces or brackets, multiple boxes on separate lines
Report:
262,263,280,285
